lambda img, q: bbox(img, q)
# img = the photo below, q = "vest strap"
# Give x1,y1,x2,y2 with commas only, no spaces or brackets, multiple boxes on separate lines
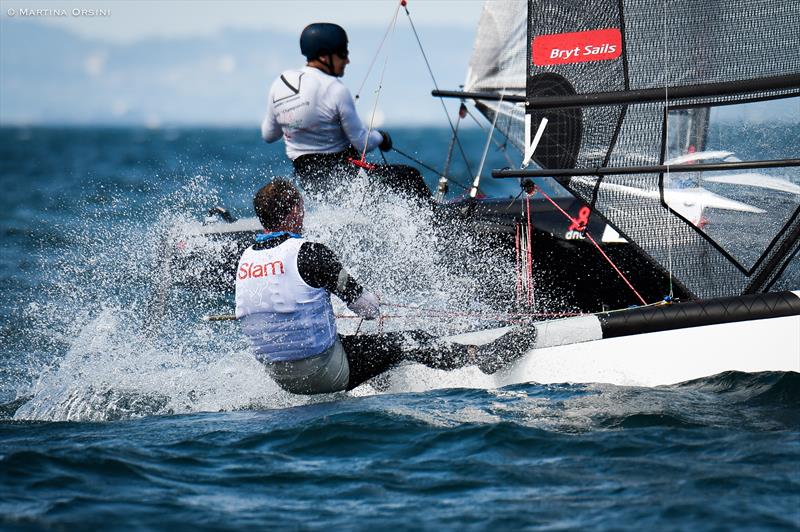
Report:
255,231,302,243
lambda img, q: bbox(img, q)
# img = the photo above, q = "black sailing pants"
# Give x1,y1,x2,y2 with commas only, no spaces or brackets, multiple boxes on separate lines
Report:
340,331,474,391
292,146,432,202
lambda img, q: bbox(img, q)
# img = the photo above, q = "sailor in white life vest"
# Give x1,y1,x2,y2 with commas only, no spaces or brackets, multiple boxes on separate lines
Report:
260,23,431,202
235,179,526,395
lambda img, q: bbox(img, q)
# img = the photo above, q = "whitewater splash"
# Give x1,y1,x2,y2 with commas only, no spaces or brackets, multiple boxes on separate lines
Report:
13,173,518,421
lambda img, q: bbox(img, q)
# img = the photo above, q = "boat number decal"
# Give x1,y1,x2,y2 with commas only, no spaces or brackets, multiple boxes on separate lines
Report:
532,29,622,66
566,206,591,239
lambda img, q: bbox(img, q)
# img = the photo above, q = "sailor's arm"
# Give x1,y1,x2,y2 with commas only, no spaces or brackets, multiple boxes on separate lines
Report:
260,93,283,143
332,83,383,153
296,242,380,320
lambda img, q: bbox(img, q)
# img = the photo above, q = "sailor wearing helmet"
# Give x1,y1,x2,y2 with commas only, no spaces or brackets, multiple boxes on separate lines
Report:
235,180,525,395
260,23,430,201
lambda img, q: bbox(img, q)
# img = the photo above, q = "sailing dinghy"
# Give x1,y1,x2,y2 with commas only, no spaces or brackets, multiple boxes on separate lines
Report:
430,0,799,385
162,0,798,387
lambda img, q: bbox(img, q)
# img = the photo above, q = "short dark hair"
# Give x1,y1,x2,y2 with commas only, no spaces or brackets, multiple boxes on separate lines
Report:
253,179,302,230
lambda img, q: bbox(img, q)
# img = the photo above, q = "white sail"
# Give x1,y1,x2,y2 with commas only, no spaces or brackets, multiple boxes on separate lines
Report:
463,0,528,151
464,0,526,95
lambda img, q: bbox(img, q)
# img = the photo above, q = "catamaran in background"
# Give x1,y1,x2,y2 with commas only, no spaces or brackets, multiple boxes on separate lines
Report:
163,0,799,387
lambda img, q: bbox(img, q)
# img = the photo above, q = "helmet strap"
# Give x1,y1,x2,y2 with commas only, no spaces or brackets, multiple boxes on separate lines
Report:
317,55,340,77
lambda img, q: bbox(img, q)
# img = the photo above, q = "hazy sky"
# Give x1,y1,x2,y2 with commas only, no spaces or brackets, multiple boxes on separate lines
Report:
0,0,485,43
0,0,486,125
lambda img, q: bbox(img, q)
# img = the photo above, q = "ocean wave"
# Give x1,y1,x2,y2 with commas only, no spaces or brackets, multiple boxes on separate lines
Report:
4,370,798,429
669,370,800,407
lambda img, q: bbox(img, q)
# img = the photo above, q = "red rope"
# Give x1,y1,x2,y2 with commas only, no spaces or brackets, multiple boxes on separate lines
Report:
335,312,584,321
376,302,585,320
533,187,647,306
525,191,535,307
515,222,522,305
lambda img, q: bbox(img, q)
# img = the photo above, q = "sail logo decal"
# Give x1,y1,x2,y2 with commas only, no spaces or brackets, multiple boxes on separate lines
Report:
532,29,622,66
238,260,285,280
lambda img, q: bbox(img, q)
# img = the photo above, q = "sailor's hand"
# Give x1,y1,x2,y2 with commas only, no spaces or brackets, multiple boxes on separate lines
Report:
348,291,381,320
378,130,393,152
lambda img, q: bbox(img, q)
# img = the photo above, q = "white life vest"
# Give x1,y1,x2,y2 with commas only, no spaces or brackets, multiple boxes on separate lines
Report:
235,237,336,362
260,66,382,160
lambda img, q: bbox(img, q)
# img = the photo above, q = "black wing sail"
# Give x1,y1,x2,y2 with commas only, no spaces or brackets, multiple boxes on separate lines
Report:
514,0,800,299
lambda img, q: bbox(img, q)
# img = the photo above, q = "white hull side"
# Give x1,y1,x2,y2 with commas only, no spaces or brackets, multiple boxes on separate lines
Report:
494,315,800,387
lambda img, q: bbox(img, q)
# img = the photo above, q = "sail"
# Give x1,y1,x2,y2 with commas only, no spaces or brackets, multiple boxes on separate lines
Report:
524,0,800,299
464,0,527,151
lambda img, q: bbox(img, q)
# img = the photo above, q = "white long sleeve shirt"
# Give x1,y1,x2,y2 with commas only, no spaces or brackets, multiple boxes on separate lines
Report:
261,66,383,161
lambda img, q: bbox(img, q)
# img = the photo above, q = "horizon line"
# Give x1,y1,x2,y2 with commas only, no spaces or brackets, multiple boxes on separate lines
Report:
0,121,486,129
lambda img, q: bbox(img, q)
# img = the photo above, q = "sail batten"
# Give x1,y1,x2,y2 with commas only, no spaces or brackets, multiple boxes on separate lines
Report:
493,158,800,178
435,77,800,107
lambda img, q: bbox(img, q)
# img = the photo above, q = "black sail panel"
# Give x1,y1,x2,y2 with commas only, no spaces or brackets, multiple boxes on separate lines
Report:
525,0,800,299
527,1,626,170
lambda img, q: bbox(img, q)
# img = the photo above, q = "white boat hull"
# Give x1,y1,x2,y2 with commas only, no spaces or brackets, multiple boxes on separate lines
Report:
495,314,800,387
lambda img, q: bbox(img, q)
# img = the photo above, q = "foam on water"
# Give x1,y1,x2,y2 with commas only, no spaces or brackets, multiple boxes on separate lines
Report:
14,172,517,421
303,174,515,335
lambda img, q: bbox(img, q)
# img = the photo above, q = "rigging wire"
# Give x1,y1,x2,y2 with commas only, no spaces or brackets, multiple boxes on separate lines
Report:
515,189,537,308
401,1,476,182
515,222,523,305
464,105,518,168
436,105,465,201
505,188,525,212
358,0,473,197
379,302,586,321
391,146,470,191
203,298,673,325
354,6,401,101
663,0,675,300
534,185,649,306
470,91,505,197
361,1,402,162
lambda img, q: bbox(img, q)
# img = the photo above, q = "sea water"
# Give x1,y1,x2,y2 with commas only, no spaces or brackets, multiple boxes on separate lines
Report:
1,127,798,530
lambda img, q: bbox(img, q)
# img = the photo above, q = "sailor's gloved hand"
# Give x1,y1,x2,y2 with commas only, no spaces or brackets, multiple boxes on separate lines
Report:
348,290,381,320
378,130,393,152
